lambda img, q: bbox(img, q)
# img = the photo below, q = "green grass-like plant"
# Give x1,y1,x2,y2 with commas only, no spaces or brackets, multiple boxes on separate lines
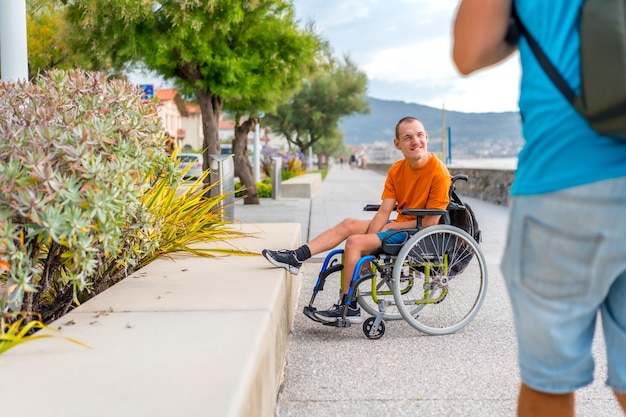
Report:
140,162,256,261
0,312,89,355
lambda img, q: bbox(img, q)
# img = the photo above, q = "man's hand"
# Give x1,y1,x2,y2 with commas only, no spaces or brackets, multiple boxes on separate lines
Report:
381,220,416,231
382,215,441,231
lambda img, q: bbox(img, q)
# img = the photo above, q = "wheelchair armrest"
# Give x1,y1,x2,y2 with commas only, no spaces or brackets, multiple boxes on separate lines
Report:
401,208,451,226
363,203,398,212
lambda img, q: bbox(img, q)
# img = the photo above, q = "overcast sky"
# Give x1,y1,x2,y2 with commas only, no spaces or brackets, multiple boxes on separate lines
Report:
293,0,521,113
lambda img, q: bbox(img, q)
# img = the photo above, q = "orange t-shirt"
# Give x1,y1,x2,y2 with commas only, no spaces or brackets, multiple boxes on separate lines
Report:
381,154,452,223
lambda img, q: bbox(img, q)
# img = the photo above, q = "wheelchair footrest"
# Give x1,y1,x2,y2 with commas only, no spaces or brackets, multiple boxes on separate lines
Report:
321,317,351,328
303,306,352,327
303,306,323,323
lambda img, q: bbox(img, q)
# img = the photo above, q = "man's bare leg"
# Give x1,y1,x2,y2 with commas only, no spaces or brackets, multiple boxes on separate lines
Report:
341,233,384,295
518,384,574,417
306,218,371,256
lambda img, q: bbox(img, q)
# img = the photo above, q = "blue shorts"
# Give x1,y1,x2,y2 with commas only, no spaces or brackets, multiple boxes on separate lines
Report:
376,229,409,245
501,176,626,394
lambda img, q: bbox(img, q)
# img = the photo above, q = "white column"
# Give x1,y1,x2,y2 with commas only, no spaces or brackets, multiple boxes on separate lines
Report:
1,0,29,81
1,0,28,312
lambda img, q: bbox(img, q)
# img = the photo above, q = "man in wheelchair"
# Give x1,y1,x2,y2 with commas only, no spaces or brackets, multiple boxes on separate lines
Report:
262,116,452,324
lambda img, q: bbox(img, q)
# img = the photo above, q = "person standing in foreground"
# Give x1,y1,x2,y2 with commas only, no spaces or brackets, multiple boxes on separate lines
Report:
262,117,451,323
453,1,626,416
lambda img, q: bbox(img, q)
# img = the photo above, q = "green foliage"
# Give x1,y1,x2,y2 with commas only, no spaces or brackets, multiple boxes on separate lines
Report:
64,0,321,158
0,69,244,323
265,55,370,155
141,164,250,260
312,125,345,157
0,312,89,355
257,181,273,198
24,0,112,78
0,70,165,318
236,180,272,198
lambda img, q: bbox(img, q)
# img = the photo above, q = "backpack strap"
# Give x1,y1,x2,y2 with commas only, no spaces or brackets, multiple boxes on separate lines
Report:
512,3,577,104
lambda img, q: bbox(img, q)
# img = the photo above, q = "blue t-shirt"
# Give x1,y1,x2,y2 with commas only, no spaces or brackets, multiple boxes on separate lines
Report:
512,0,626,195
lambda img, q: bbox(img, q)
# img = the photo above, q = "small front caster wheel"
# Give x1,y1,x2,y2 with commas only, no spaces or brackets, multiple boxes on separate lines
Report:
363,317,385,339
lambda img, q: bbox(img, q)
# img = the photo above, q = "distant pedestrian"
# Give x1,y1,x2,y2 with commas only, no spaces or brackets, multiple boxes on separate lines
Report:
454,1,626,416
349,153,356,169
339,156,345,169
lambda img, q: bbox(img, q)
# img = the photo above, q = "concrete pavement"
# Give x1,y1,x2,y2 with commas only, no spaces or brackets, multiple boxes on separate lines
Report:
235,165,622,417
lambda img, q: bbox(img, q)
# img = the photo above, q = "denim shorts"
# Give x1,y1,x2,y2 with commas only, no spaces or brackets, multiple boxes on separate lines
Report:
501,176,626,394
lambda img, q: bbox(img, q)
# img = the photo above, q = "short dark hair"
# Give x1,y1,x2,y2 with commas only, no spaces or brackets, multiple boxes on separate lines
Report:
395,116,423,139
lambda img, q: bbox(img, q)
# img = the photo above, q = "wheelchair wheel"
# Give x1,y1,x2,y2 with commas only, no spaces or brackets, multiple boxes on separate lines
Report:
362,317,385,339
391,225,487,335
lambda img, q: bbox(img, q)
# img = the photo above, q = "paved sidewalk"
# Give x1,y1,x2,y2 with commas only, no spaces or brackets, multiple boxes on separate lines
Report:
235,166,621,417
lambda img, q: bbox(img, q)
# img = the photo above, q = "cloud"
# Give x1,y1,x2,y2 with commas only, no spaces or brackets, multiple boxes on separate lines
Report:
294,0,521,113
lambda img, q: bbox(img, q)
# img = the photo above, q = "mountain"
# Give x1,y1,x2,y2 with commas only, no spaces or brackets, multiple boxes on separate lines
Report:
338,97,524,157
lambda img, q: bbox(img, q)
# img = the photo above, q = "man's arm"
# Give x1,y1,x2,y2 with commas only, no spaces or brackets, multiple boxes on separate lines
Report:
453,0,516,75
366,198,396,234
420,215,442,228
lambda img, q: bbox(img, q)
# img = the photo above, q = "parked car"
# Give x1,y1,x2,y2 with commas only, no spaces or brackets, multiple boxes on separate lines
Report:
176,153,203,180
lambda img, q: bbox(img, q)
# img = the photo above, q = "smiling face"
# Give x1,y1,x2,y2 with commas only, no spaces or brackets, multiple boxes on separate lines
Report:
394,118,430,168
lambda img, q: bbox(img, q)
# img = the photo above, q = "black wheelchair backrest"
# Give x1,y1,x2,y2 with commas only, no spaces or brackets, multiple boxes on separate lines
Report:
446,175,482,244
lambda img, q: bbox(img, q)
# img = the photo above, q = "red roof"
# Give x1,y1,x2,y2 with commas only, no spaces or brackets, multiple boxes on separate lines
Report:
154,88,178,101
154,88,188,116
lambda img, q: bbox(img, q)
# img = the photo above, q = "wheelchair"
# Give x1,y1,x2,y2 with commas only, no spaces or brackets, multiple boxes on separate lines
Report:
302,175,488,339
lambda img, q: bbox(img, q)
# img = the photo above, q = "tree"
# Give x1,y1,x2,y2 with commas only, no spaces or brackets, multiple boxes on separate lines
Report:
313,125,345,159
265,56,370,160
23,0,99,78
64,0,319,204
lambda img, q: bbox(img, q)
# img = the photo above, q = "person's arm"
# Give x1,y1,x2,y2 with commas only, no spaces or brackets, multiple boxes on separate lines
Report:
420,214,441,228
452,0,517,75
366,198,396,234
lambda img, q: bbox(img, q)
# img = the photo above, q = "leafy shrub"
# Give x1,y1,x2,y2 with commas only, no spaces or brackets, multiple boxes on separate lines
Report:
257,180,272,198
0,70,243,323
235,179,272,198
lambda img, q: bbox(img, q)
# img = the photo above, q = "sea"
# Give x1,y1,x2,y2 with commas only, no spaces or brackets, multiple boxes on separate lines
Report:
447,157,517,170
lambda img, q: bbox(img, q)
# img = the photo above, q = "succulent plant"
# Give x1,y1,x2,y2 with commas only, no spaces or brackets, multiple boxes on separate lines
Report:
0,70,245,323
